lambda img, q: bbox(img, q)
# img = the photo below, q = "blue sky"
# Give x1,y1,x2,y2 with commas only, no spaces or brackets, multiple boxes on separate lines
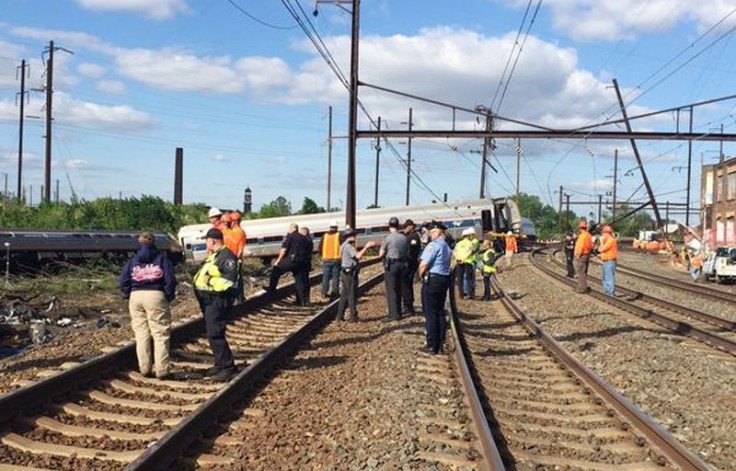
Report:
1,0,735,224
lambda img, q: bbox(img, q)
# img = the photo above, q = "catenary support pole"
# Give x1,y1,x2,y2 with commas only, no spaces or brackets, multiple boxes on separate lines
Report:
406,108,413,206
345,0,360,229
374,116,381,208
327,105,332,211
17,59,27,201
174,147,183,205
612,78,663,229
612,149,618,221
44,42,54,203
686,106,693,226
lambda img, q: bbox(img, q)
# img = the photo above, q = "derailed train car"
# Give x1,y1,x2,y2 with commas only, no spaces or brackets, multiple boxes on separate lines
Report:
0,230,183,269
178,197,524,263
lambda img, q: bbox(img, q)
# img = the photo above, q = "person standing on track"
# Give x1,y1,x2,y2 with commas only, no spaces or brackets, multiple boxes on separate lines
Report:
402,219,421,315
418,226,452,354
574,220,593,293
298,226,314,305
207,207,224,230
118,232,176,380
267,223,312,305
598,225,618,296
504,231,518,270
336,230,376,322
193,228,238,382
454,228,479,299
223,212,246,258
318,220,342,301
379,217,409,322
480,239,499,301
563,231,576,278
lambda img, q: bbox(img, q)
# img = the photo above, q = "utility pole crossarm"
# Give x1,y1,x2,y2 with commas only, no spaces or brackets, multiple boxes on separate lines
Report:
355,129,736,141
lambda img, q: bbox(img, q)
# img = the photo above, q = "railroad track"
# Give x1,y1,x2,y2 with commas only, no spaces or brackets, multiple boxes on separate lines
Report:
0,260,382,471
448,276,714,471
532,249,736,360
608,259,736,305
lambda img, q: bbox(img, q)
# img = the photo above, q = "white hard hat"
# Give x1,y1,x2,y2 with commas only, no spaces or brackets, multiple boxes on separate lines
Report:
507,231,512,235
462,228,474,236
208,207,223,218
329,220,339,227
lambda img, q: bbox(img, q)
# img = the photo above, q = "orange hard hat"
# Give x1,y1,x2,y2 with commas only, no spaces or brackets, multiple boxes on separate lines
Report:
578,220,587,229
602,225,613,233
229,211,242,221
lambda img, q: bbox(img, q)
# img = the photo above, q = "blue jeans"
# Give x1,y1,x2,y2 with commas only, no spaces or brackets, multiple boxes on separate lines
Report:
602,260,616,296
321,260,340,297
458,263,476,298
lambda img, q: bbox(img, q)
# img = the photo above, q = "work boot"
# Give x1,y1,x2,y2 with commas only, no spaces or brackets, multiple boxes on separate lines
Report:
211,367,235,382
204,366,222,377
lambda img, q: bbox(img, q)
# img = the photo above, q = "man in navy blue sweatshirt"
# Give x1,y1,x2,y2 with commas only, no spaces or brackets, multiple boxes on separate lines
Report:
118,232,176,380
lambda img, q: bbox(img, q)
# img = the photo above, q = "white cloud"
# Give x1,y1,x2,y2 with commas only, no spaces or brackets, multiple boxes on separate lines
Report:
77,62,106,79
524,0,736,41
211,154,231,162
114,48,243,93
74,0,190,20
95,79,126,94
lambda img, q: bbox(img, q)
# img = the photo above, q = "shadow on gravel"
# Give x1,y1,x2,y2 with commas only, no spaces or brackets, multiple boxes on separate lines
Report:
555,324,666,342
474,347,535,357
461,320,520,330
285,355,347,371
2,354,88,373
535,311,612,323
309,319,420,349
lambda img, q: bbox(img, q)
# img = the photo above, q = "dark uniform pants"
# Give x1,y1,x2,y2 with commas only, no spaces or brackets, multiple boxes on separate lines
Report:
425,274,450,353
401,262,418,313
267,261,291,292
293,265,310,305
482,274,493,300
201,295,235,369
577,254,590,293
385,261,406,320
337,269,358,320
565,250,575,278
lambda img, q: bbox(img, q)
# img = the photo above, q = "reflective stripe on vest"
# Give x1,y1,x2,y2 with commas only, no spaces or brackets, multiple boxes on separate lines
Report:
482,249,497,274
193,249,234,292
321,232,340,260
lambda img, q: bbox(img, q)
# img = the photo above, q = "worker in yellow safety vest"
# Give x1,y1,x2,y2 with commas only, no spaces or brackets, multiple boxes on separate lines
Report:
193,228,239,382
454,228,480,299
480,239,499,301
318,220,342,300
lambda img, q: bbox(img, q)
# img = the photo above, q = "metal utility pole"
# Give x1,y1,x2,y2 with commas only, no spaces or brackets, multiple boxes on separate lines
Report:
515,137,521,199
597,194,603,223
17,60,28,201
719,123,724,164
565,194,571,228
42,41,73,204
686,106,693,226
327,105,333,211
373,116,381,207
345,0,360,229
612,149,618,220
476,106,492,199
405,108,413,206
558,185,563,233
174,147,183,205
612,78,663,229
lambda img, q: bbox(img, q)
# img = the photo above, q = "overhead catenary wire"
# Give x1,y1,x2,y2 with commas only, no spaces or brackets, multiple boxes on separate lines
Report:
224,0,296,30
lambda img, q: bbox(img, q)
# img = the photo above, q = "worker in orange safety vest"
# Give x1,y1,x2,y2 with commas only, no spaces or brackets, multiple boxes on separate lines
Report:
319,220,342,300
573,220,593,293
597,225,618,296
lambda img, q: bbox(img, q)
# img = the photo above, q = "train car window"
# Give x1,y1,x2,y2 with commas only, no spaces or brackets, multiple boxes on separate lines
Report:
257,237,264,245
365,228,372,235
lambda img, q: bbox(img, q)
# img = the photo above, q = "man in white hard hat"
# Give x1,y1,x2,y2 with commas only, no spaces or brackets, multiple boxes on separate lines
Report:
318,220,342,301
453,228,479,299
504,230,518,270
208,207,224,230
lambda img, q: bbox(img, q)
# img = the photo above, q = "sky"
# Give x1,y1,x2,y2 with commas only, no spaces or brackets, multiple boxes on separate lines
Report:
1,0,736,224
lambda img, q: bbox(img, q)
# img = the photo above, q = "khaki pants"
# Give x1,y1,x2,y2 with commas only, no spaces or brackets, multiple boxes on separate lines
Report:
577,254,590,293
505,250,514,269
129,290,171,378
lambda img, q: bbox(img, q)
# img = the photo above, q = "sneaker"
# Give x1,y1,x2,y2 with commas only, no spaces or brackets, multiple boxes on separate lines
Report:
211,367,235,382
157,373,174,381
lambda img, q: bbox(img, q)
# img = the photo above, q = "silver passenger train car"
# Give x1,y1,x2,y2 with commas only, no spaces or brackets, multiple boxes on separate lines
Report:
178,198,523,263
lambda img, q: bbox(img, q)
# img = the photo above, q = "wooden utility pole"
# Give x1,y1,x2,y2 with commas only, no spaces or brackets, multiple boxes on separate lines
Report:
373,116,381,207
515,137,521,199
558,185,563,233
612,78,663,229
327,105,333,211
174,147,183,205
17,60,28,201
597,194,603,223
612,149,618,220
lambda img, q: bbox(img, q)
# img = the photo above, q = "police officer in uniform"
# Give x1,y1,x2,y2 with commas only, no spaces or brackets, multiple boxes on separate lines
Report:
379,217,409,322
419,226,452,354
336,230,377,322
193,228,238,382
402,219,421,316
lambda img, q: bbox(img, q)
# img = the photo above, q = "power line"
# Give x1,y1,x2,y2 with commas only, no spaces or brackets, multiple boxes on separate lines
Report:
491,0,533,110
223,0,296,30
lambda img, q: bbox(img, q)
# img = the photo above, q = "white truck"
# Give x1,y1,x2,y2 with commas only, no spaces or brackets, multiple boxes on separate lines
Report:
703,247,736,283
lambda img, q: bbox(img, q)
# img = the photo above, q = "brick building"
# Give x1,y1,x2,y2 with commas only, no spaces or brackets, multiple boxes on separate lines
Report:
701,156,736,248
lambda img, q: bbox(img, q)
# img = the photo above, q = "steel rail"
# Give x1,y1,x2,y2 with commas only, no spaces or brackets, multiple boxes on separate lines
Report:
126,268,384,471
0,259,381,425
556,251,736,331
531,250,736,356
612,260,736,306
446,273,507,471
488,275,713,471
